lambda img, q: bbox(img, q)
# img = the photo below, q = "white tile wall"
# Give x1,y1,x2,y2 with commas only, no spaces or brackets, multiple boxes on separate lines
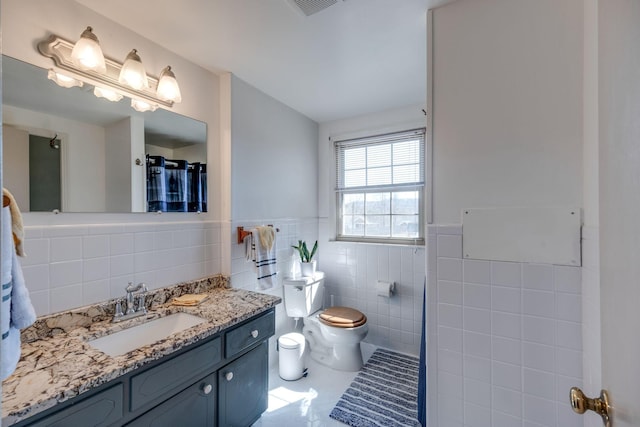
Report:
20,220,222,316
234,217,425,356
229,218,319,368
319,233,425,355
429,224,584,427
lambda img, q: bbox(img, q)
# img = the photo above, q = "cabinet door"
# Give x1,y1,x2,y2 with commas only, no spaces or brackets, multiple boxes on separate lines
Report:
27,384,123,427
218,341,268,427
126,372,216,427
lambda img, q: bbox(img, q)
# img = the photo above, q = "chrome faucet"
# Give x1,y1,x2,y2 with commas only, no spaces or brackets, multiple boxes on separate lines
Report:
112,282,148,322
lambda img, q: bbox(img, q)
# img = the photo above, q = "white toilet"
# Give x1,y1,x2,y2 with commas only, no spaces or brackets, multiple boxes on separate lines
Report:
283,272,368,371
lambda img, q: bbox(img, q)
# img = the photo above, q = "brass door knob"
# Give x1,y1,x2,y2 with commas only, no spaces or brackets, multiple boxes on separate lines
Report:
570,387,611,427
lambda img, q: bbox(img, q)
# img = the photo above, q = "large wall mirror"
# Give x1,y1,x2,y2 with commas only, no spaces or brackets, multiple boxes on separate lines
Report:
2,55,207,213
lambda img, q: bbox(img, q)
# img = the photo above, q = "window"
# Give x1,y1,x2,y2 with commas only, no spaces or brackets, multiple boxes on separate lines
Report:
335,128,425,244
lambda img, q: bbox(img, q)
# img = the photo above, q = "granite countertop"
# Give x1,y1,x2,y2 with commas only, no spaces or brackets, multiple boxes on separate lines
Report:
1,276,281,426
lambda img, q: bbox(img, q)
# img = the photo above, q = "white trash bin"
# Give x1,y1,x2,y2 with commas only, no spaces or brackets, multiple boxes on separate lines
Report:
278,332,306,381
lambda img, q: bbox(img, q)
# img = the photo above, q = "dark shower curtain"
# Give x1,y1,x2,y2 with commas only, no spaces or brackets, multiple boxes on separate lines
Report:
165,159,188,212
146,155,167,212
147,155,207,213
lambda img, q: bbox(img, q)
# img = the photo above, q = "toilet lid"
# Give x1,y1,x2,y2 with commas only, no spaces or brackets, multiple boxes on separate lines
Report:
319,306,367,328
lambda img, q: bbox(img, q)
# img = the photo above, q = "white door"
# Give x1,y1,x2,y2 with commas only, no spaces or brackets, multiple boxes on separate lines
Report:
598,1,640,426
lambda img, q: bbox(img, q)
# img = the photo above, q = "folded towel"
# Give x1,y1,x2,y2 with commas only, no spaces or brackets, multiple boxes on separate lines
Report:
3,188,25,257
1,205,36,380
257,226,275,251
172,294,209,306
244,226,277,290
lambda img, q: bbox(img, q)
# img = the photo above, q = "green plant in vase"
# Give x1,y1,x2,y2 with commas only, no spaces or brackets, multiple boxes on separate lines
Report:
292,240,318,276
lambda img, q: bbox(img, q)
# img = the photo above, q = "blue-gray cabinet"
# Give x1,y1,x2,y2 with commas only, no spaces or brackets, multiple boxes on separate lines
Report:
218,342,269,427
129,337,222,412
16,309,275,427
125,373,217,427
27,384,124,427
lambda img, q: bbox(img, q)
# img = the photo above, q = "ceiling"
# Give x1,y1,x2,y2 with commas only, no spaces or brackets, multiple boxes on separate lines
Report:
74,0,446,123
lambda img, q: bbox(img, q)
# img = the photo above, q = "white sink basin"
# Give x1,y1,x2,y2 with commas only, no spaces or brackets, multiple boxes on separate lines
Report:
88,313,207,357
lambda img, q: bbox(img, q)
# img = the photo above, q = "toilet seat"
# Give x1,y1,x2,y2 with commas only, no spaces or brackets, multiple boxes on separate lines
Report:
318,306,367,328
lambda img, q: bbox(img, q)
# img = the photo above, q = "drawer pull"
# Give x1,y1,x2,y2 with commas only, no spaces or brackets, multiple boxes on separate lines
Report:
251,330,259,338
225,372,234,382
202,383,213,395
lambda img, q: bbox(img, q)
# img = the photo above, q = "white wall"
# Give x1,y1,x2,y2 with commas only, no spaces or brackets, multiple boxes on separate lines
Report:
3,105,107,212
432,0,583,224
599,1,640,425
318,105,427,355
2,126,30,211
105,118,134,212
581,2,601,426
226,75,319,367
230,75,318,221
428,0,585,425
1,0,223,315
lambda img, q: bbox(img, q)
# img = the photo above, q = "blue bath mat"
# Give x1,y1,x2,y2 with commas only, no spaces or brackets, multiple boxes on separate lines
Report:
329,348,420,427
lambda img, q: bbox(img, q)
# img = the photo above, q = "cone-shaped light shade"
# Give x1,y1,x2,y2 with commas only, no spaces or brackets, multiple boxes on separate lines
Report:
70,26,107,73
119,49,148,90
156,66,182,103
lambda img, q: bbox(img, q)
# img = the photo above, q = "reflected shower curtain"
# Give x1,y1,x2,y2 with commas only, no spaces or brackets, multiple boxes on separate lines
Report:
200,164,207,212
187,162,204,212
146,156,167,212
165,160,188,212
147,156,206,212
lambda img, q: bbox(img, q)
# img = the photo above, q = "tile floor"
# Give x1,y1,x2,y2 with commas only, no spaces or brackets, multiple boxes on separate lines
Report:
253,342,377,427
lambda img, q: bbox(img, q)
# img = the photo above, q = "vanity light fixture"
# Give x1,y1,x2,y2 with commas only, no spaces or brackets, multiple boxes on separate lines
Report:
119,49,149,90
156,66,182,103
93,86,123,102
47,69,83,88
70,26,107,73
131,99,158,112
37,28,181,111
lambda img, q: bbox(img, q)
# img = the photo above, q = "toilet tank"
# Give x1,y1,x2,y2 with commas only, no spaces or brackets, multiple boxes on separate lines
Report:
283,272,325,318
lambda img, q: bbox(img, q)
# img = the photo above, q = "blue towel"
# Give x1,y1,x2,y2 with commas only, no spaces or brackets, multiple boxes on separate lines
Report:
1,203,36,380
417,278,426,426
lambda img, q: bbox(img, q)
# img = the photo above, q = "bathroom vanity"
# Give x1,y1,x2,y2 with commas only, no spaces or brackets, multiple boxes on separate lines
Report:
2,277,280,427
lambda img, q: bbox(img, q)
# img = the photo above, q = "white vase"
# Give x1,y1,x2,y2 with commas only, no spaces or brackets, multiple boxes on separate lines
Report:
300,260,317,277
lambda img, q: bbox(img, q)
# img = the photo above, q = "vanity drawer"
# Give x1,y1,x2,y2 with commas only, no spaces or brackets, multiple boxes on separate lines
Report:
130,336,221,412
225,310,275,358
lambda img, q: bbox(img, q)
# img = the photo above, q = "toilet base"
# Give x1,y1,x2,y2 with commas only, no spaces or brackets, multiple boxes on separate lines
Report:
308,341,364,372
302,316,367,372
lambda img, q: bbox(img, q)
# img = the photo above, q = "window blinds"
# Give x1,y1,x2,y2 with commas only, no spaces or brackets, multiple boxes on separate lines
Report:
335,128,426,192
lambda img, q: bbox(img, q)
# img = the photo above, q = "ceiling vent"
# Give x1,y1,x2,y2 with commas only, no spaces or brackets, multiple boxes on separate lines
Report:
287,0,341,16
